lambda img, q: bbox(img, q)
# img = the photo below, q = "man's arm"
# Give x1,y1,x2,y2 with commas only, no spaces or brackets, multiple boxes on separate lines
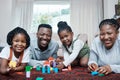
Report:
28,59,45,67
28,48,45,67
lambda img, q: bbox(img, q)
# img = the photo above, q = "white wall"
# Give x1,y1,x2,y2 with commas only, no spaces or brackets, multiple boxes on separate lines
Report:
0,0,13,46
103,0,118,19
0,0,119,46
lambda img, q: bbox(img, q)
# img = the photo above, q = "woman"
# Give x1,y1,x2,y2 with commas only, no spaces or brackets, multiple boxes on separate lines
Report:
88,19,120,75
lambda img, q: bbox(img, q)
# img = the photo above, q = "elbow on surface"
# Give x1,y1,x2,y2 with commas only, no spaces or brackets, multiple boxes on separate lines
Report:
80,61,88,67
0,69,8,75
80,62,88,67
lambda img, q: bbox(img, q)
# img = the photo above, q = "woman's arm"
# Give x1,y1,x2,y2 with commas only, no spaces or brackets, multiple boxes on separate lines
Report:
110,65,120,73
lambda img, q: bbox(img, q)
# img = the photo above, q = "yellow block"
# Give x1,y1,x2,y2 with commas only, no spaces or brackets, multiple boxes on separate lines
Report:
9,61,17,68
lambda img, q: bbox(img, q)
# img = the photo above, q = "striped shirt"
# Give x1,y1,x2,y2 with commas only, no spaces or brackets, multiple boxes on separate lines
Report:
88,36,120,73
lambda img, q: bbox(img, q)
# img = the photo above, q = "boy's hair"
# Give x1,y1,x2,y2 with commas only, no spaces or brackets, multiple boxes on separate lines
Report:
99,19,120,31
57,21,72,35
37,24,52,32
7,27,30,48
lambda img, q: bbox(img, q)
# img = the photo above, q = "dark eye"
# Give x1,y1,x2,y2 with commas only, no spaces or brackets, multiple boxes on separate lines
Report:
13,40,19,42
39,33,44,36
107,32,112,35
100,33,104,36
46,34,51,37
21,40,26,43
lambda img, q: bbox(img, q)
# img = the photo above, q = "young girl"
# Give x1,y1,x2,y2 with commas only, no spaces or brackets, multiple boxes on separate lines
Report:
0,27,30,74
56,21,90,70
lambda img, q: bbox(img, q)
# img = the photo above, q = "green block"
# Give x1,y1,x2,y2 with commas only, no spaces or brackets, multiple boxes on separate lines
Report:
36,66,41,71
25,66,32,71
98,73,105,77
36,77,44,80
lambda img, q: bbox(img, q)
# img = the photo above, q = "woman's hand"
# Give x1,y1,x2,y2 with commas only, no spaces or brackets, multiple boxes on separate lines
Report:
96,65,112,75
88,63,98,72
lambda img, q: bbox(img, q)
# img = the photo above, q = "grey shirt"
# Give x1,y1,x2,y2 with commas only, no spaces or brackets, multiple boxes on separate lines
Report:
88,35,120,73
28,39,59,67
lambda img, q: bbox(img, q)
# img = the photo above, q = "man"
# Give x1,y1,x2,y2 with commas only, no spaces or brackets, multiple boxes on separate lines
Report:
28,24,59,67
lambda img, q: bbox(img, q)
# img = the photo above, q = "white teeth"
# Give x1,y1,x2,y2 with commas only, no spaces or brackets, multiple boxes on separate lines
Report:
42,41,47,44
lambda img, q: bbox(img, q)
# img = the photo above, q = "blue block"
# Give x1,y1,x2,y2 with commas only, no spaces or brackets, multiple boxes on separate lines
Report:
36,66,41,71
42,67,46,74
47,66,50,74
54,68,58,73
91,71,99,76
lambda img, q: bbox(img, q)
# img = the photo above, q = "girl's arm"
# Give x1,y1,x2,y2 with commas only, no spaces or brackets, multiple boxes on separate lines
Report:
0,58,10,74
63,39,84,67
11,63,27,72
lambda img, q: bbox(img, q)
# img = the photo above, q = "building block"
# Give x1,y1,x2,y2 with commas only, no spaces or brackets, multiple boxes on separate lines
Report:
62,68,69,71
25,66,32,79
53,61,57,67
36,66,41,71
54,68,58,73
43,61,50,67
47,66,50,74
42,67,46,74
25,66,32,71
91,71,99,76
9,61,17,68
36,77,44,80
98,73,105,77
50,67,53,71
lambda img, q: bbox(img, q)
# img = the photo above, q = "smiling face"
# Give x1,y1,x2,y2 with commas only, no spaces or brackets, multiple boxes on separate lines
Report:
37,27,52,50
100,24,119,49
12,33,27,53
59,30,73,47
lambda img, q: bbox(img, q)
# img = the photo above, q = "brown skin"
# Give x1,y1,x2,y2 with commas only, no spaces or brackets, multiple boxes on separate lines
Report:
0,33,27,74
57,30,88,70
58,30,73,47
88,24,119,75
37,27,52,51
100,24,119,49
